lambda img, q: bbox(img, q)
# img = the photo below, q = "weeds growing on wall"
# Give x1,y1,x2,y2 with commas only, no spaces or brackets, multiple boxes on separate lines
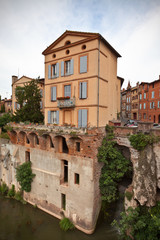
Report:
0,182,8,196
112,202,160,240
59,217,75,231
7,184,15,198
129,133,159,151
16,162,35,192
98,125,132,204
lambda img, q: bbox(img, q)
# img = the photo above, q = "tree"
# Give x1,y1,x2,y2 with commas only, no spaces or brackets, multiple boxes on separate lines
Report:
0,113,12,130
13,80,44,123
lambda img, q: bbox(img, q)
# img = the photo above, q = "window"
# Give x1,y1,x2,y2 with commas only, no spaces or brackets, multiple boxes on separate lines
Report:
152,91,154,98
152,83,154,88
64,85,71,98
158,101,160,108
25,151,30,162
82,45,86,50
40,101,43,109
75,173,80,184
63,160,68,182
78,109,87,128
51,86,57,101
48,63,59,79
144,93,146,99
61,59,74,76
76,142,80,152
79,82,87,99
144,103,146,109
48,110,59,124
150,102,155,109
143,113,146,119
80,55,87,73
140,104,142,110
40,89,43,97
140,94,142,100
61,194,66,210
129,97,130,102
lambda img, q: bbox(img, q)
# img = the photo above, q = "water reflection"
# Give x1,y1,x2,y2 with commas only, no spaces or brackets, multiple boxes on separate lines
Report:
0,196,118,240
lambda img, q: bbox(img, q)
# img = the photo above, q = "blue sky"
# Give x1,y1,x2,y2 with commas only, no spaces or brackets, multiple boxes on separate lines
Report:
0,0,160,98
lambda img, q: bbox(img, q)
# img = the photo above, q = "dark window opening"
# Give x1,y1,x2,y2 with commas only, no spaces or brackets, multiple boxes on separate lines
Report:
66,49,70,55
65,40,71,45
64,160,68,183
35,135,39,145
61,194,66,210
53,53,56,58
25,151,30,162
26,136,30,144
75,173,80,184
76,142,80,152
50,138,54,148
82,44,86,50
62,138,69,153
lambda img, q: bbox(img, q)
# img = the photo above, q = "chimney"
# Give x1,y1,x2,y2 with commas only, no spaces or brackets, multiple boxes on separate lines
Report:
12,75,18,84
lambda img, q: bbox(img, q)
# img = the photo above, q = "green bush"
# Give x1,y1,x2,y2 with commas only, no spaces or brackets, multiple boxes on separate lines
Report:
125,191,133,201
59,218,75,231
112,203,160,240
129,133,159,151
97,125,132,204
14,190,23,201
7,184,15,198
0,132,10,139
16,162,35,192
0,182,8,196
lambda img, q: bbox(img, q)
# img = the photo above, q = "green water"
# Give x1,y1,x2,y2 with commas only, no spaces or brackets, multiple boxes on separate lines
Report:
0,196,119,240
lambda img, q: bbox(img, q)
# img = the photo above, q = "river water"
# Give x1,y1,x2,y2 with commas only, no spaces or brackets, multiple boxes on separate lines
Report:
0,196,119,240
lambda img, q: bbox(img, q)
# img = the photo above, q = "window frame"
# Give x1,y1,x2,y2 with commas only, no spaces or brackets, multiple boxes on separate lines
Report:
79,81,87,99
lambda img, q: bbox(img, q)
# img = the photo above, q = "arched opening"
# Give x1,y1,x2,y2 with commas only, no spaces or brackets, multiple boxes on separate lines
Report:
28,133,39,148
18,131,26,145
41,134,54,150
62,137,68,153
54,136,69,153
9,130,17,144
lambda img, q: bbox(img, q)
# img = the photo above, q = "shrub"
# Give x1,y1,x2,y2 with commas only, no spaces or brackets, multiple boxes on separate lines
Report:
7,184,15,198
129,133,159,151
59,218,75,231
14,190,23,201
0,182,8,196
125,191,133,201
16,162,35,192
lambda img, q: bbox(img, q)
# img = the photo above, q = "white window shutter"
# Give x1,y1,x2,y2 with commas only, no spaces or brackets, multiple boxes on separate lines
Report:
48,111,51,123
78,109,82,127
56,111,59,124
48,65,51,79
51,87,56,101
80,56,87,73
56,63,59,77
61,61,64,76
82,82,87,98
70,59,74,75
82,109,87,127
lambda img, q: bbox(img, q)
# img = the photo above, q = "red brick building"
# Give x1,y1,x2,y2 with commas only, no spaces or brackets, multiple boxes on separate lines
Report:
139,76,160,123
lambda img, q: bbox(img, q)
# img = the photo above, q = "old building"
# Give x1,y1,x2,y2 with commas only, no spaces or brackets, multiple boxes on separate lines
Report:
4,98,12,112
12,76,44,113
42,30,122,127
139,76,160,123
131,83,139,120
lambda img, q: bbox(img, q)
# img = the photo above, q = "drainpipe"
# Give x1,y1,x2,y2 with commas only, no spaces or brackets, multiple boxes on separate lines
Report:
97,38,100,128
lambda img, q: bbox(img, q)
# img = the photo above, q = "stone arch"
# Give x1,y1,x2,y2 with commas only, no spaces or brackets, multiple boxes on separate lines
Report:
9,130,18,144
18,131,27,145
54,135,69,153
40,134,54,151
28,132,39,148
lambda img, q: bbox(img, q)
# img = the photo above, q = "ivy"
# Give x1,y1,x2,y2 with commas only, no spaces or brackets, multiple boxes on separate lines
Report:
129,133,159,151
98,125,132,203
112,203,160,240
59,218,75,231
16,162,35,192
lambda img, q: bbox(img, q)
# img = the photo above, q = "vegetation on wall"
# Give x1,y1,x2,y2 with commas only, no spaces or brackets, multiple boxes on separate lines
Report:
13,80,44,123
98,125,132,204
16,162,35,192
129,132,159,151
112,203,160,240
59,217,75,231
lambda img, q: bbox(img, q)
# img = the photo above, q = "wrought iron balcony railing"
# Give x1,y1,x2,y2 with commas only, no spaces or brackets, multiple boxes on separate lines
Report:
57,97,75,109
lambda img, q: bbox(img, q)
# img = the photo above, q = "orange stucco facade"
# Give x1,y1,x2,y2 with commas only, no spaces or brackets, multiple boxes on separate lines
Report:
43,31,122,127
12,76,44,113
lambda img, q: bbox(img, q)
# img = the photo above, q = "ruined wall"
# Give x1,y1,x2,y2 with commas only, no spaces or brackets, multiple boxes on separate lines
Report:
0,125,105,234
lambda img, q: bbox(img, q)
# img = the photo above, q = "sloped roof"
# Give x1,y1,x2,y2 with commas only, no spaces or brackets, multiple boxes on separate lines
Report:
42,30,121,57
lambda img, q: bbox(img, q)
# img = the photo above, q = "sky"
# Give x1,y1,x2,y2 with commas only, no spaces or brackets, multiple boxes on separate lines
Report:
0,0,160,99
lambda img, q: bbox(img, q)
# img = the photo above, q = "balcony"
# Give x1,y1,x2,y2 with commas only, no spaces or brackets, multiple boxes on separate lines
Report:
57,97,75,109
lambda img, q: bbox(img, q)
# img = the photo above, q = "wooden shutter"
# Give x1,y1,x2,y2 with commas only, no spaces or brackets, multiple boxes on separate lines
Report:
79,82,82,98
48,111,51,123
64,85,71,97
56,111,59,124
78,109,82,127
82,82,87,98
56,63,59,77
70,59,74,75
61,61,64,76
82,109,87,127
80,56,87,73
48,65,51,79
51,86,56,101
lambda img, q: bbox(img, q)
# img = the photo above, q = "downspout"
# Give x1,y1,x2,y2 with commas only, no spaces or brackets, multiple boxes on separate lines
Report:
97,38,100,128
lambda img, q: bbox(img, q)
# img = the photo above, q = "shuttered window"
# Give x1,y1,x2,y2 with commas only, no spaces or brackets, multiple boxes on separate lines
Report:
48,63,59,79
61,59,74,76
51,86,57,101
48,111,59,124
80,56,87,73
64,85,71,97
78,109,87,128
79,82,87,99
